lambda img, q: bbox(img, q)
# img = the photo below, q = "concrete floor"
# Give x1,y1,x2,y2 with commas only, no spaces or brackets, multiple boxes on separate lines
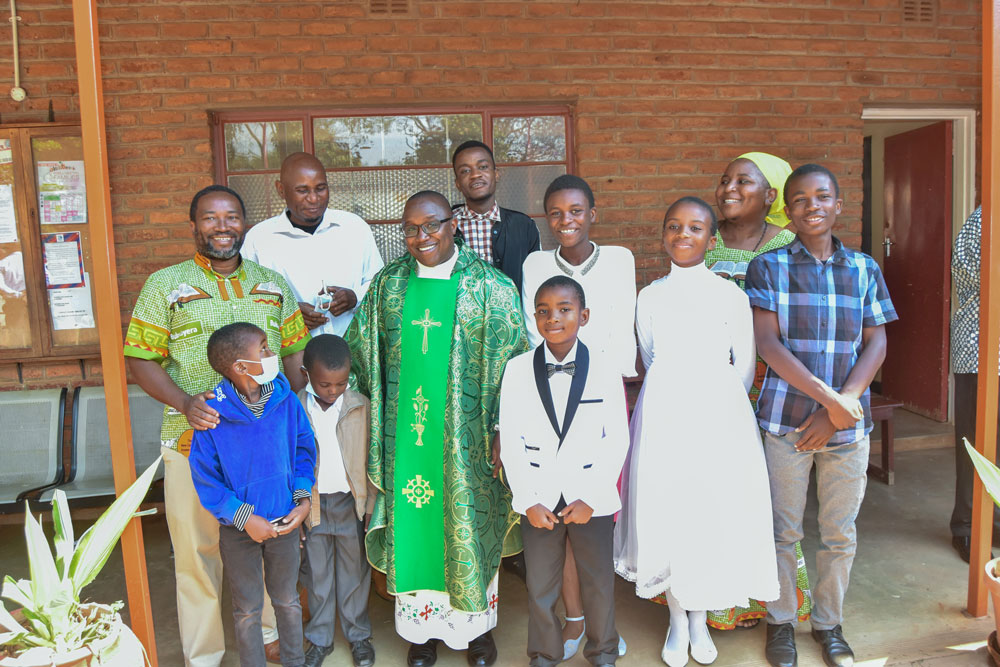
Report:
1,447,996,667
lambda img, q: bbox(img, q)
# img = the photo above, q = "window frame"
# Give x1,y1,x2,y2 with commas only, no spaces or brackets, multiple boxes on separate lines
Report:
0,121,101,363
209,104,575,225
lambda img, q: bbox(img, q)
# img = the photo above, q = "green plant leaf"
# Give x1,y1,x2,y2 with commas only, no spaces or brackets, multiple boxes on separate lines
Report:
965,438,1000,509
0,601,26,635
69,457,162,595
50,490,74,579
1,577,35,614
21,508,59,611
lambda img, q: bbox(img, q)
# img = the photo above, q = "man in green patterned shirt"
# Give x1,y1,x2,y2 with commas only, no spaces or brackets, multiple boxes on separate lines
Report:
124,185,309,667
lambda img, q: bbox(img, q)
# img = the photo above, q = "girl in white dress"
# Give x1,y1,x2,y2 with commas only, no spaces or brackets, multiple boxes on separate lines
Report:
614,197,778,667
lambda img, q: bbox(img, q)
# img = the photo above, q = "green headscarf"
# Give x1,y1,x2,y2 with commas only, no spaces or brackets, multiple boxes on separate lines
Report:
737,151,792,227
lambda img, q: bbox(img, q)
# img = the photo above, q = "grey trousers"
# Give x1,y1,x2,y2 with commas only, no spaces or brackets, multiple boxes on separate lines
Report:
302,492,373,648
219,526,304,667
763,430,869,630
951,373,1000,538
521,515,618,667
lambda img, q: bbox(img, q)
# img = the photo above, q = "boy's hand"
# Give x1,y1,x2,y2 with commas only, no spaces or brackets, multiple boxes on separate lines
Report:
794,408,837,451
560,500,594,525
182,391,220,430
244,515,278,543
275,499,311,534
824,393,864,430
491,433,503,479
526,503,559,530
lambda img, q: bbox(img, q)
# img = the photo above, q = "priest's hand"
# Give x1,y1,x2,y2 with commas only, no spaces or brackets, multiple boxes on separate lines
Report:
491,433,503,479
298,301,329,330
275,498,311,535
794,408,837,451
526,503,559,530
182,391,219,430
244,515,278,543
560,500,594,525
323,286,358,316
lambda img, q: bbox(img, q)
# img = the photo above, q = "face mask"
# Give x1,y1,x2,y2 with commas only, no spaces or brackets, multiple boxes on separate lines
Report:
239,354,280,386
301,368,319,397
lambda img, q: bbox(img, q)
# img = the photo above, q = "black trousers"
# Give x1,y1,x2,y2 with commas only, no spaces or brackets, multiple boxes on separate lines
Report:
521,514,618,667
951,372,1000,538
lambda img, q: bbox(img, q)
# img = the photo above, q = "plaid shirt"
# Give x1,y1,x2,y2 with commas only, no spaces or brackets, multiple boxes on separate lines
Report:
454,202,500,263
745,237,898,446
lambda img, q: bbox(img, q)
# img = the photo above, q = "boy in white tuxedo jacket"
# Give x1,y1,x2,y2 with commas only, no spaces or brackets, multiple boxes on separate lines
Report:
499,275,630,667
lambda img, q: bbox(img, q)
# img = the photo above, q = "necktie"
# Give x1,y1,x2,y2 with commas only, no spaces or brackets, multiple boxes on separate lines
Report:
545,361,576,378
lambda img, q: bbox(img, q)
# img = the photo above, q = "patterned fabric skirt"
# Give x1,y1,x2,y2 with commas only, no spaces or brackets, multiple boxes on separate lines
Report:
394,575,499,649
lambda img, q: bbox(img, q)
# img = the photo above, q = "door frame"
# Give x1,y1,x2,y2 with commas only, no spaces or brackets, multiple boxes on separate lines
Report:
862,106,977,422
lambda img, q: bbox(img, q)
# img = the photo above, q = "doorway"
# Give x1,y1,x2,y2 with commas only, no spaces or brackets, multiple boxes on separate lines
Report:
861,108,976,423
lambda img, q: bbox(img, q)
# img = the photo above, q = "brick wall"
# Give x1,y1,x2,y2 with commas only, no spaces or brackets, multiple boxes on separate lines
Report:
0,0,983,392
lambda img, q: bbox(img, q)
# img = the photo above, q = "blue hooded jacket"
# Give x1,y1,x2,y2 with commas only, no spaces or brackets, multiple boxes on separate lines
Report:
190,372,316,526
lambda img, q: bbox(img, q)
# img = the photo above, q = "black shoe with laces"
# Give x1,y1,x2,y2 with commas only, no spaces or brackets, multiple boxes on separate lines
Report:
303,642,334,667
765,623,797,667
407,639,438,667
811,625,855,667
351,637,375,667
467,631,497,667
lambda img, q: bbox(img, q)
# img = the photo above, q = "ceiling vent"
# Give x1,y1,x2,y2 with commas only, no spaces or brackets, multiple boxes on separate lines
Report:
901,0,935,24
369,0,409,15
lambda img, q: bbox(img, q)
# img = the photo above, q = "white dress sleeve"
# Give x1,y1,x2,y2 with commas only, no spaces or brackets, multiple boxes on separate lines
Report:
728,286,757,393
521,254,544,349
635,285,656,370
616,249,639,377
354,222,386,304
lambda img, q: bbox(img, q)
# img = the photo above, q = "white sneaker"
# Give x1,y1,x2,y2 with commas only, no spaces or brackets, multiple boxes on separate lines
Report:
618,635,628,656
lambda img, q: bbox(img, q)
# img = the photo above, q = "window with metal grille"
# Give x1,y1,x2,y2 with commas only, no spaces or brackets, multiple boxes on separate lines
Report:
212,106,574,262
901,0,935,24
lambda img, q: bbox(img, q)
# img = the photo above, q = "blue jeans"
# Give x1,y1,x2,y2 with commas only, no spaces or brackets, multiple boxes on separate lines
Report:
762,430,869,630
219,526,304,667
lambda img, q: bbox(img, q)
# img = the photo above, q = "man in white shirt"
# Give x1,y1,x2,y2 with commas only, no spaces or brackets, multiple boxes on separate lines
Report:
242,152,384,337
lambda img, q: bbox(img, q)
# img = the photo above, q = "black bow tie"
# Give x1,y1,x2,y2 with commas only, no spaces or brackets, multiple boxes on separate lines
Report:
546,361,576,377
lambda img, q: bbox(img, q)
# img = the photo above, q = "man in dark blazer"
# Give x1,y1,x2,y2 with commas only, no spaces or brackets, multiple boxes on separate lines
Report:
452,140,540,294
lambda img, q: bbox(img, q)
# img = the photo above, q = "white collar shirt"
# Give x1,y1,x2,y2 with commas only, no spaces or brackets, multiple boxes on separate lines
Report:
543,341,578,431
307,392,351,495
241,208,385,336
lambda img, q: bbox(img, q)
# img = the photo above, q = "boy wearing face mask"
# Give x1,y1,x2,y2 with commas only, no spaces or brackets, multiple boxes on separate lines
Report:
297,334,376,667
190,321,316,667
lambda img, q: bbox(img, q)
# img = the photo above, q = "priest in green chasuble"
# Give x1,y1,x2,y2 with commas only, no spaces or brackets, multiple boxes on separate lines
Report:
346,191,528,667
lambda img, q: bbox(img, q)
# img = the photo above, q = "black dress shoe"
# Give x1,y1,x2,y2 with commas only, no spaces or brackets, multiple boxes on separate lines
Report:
351,638,375,667
953,535,995,564
467,631,498,667
408,640,438,667
304,643,334,667
765,623,797,667
811,625,854,667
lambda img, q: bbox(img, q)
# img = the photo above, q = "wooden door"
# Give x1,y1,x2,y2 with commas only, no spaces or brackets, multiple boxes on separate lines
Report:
881,121,952,420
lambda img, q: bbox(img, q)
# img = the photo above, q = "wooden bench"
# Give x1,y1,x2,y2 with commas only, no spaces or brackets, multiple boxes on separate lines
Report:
869,394,904,485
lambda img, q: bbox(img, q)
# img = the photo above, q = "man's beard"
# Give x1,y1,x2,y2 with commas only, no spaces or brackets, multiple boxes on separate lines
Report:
195,234,244,260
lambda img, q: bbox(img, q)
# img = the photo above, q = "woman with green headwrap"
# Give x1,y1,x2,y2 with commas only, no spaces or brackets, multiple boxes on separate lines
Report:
703,152,812,631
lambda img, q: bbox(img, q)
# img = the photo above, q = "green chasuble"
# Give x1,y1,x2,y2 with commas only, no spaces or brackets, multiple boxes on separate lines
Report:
347,241,528,613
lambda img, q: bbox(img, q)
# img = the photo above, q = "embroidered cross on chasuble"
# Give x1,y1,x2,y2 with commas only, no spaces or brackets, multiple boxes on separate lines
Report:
393,272,459,593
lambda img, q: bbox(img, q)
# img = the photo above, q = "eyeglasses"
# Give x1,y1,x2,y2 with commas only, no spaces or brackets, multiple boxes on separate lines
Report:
401,216,453,238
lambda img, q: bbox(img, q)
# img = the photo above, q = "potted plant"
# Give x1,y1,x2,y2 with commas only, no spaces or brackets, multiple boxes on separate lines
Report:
965,439,1000,665
0,458,161,667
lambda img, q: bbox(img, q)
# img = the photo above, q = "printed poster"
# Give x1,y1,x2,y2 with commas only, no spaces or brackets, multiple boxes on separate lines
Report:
0,184,16,243
42,231,85,289
37,160,86,224
49,271,95,330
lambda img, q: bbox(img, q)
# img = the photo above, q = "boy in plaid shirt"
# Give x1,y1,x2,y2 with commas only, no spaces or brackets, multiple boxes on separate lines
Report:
745,164,897,667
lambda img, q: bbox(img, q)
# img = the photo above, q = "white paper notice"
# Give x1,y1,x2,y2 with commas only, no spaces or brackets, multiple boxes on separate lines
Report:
37,160,86,225
0,185,16,244
42,231,85,288
49,271,95,330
